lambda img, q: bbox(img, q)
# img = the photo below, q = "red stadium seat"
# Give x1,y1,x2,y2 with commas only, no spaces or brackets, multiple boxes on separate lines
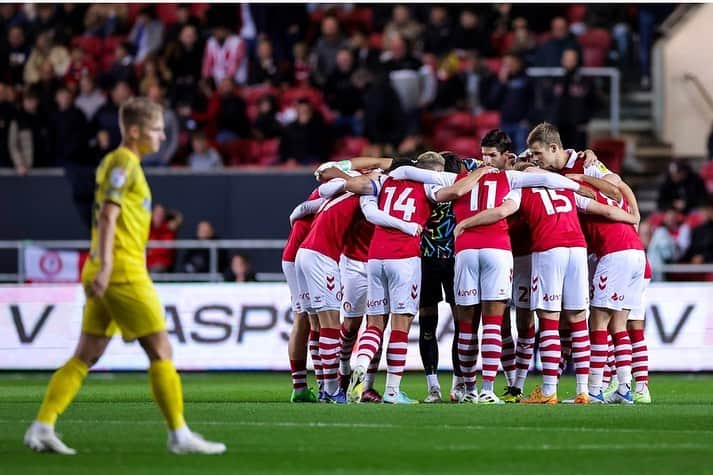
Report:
221,139,261,166
258,138,281,165
281,87,323,109
485,58,502,75
435,111,476,136
241,86,281,106
685,210,705,230
190,4,210,20
344,7,374,33
474,111,501,135
590,137,626,174
646,212,664,229
443,137,480,158
700,162,713,194
578,28,612,67
103,36,128,57
331,137,370,161
72,36,103,59
156,4,179,25
567,5,588,23
368,32,383,50
127,3,147,24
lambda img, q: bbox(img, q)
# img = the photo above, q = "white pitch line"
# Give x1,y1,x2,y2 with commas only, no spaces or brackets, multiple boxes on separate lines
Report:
3,419,713,436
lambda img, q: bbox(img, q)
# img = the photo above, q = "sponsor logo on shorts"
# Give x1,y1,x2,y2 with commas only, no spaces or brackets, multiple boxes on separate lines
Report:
299,292,310,300
367,298,388,308
410,284,419,299
326,275,336,291
343,301,352,312
598,275,607,290
457,288,478,297
313,296,323,304
611,293,624,301
531,276,539,292
396,302,406,311
542,293,561,302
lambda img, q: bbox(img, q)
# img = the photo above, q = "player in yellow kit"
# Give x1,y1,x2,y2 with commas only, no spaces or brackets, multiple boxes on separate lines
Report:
23,98,226,455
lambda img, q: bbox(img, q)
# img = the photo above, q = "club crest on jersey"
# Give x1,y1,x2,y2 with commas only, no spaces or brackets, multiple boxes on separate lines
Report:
109,167,127,188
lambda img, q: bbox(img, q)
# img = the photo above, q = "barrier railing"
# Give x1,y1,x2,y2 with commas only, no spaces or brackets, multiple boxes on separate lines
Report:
0,239,711,283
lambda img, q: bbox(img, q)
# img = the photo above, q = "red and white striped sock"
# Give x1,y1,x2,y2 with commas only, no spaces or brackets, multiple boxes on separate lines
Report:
514,325,535,391
385,330,409,394
308,330,323,390
558,329,572,377
290,359,307,392
588,329,608,394
354,326,383,370
629,328,649,393
501,327,517,387
613,330,633,391
364,345,382,391
481,314,503,393
457,320,478,392
539,319,561,396
570,320,591,395
603,333,617,387
319,327,341,396
339,323,358,377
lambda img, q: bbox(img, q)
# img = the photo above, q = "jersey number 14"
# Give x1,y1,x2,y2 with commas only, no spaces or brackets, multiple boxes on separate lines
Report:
383,186,416,221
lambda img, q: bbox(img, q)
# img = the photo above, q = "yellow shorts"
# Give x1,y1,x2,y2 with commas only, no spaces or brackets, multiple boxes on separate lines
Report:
81,279,166,341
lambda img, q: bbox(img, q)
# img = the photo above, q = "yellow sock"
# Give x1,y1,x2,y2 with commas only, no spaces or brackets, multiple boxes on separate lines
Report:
149,359,186,430
36,357,89,426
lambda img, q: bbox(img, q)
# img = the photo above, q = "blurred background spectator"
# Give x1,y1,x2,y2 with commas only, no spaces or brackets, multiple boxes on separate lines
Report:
179,220,227,275
223,252,257,282
188,130,223,170
147,203,183,273
657,159,708,214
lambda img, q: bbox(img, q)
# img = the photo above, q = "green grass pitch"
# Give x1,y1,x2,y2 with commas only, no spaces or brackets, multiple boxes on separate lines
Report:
1,372,712,475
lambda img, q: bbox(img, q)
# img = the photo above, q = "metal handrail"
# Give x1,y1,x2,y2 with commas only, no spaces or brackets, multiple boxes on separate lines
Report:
526,66,620,137
682,72,713,115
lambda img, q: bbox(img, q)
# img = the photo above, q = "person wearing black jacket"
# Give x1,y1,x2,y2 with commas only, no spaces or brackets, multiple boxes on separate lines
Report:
324,48,363,136
485,52,533,152
279,99,332,165
657,159,708,214
215,77,251,144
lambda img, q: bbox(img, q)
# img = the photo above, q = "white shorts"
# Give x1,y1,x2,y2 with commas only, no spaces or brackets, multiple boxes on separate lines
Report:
366,257,421,316
454,248,513,306
531,247,589,312
591,250,646,312
340,255,367,318
628,279,651,321
512,254,532,310
295,248,342,312
282,260,304,314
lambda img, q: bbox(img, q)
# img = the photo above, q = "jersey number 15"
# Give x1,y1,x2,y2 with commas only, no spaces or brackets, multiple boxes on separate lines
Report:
533,188,572,215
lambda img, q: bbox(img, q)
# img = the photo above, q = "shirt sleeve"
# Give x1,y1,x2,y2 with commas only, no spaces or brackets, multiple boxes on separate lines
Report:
388,166,456,186
359,195,419,236
583,160,612,179
100,156,136,207
424,184,443,202
289,198,326,224
575,194,592,211
506,170,580,191
503,188,522,209
318,178,346,198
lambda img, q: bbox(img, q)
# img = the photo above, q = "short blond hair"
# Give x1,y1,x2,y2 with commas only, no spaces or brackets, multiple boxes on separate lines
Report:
119,97,162,132
527,122,562,149
415,151,445,171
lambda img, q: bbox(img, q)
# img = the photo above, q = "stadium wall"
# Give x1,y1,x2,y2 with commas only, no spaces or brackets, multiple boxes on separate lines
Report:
1,283,711,372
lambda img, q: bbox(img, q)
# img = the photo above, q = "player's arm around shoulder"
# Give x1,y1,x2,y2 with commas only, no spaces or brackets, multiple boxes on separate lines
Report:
575,195,638,225
434,166,498,202
454,194,519,238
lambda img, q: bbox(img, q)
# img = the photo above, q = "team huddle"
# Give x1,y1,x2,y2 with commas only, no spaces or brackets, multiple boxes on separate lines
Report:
283,123,652,405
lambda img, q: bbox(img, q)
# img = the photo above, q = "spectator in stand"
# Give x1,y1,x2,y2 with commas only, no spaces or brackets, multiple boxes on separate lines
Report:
349,28,380,73
485,52,533,152
324,47,363,137
452,8,492,56
215,77,251,144
253,94,283,140
202,15,248,86
279,98,332,165
188,130,223,170
549,48,599,150
248,36,284,86
147,203,183,273
647,208,691,281
138,53,172,95
311,15,349,86
358,68,407,152
657,159,708,214
431,52,466,112
87,129,112,165
63,45,97,92
224,252,257,282
128,6,164,63
0,82,17,168
23,31,69,85
180,220,227,275
423,6,454,57
91,79,133,149
534,16,581,67
74,74,105,121
460,49,491,115
99,41,135,90
164,4,200,44
4,25,31,87
685,203,713,264
290,41,312,86
57,4,87,41
164,24,204,107
51,85,88,166
8,87,52,173
509,17,537,64
84,4,129,38
34,59,62,112
383,5,424,53
143,83,179,166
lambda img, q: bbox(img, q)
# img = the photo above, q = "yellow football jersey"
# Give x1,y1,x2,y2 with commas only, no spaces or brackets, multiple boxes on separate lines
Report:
82,146,152,283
